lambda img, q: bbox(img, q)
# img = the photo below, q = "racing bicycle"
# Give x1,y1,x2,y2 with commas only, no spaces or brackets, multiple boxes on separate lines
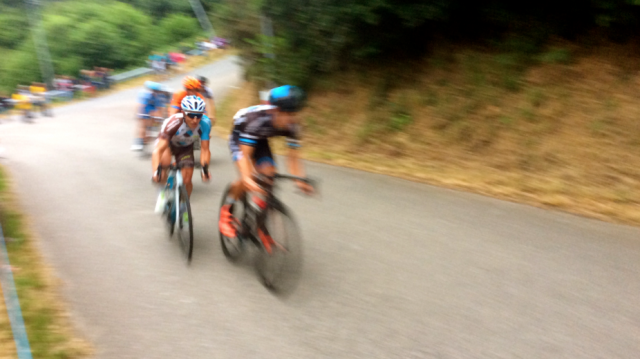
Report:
219,174,316,292
142,115,165,157
157,163,208,262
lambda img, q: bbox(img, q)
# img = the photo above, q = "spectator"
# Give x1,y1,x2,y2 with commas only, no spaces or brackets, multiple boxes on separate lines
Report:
0,92,11,120
56,76,74,100
30,82,51,117
102,68,113,89
12,86,33,122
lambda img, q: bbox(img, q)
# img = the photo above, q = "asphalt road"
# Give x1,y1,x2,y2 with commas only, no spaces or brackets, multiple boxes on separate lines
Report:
1,56,640,359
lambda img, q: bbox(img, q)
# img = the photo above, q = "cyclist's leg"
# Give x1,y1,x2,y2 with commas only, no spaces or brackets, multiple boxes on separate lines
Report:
254,139,276,176
132,113,150,150
172,144,195,196
139,116,150,139
220,140,268,237
252,141,277,250
181,166,195,197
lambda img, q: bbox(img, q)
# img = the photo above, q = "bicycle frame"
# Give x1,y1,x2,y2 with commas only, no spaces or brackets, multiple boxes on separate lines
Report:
238,174,314,251
167,165,184,225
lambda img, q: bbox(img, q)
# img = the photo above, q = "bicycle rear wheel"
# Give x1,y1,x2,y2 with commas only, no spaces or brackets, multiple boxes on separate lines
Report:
218,184,246,262
142,128,159,157
177,185,194,261
255,203,303,294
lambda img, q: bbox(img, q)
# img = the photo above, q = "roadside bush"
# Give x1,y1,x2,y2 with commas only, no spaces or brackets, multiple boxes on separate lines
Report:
1,41,41,90
0,0,158,91
0,9,28,49
158,14,201,45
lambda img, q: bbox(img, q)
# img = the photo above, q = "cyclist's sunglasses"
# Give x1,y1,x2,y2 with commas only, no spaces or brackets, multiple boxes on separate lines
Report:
185,112,203,119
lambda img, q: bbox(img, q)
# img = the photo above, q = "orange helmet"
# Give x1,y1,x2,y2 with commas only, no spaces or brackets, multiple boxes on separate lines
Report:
183,76,201,90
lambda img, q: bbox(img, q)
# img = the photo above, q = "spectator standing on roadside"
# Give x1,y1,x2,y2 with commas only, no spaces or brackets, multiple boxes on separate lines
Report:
30,82,51,117
0,92,11,121
58,76,74,100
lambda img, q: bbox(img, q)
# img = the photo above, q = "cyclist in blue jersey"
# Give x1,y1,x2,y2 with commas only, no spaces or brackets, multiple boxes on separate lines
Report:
219,85,313,238
131,81,168,151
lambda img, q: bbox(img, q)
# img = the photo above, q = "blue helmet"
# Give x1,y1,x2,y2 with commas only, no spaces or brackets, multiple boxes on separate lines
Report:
181,95,206,113
145,81,163,91
268,85,305,112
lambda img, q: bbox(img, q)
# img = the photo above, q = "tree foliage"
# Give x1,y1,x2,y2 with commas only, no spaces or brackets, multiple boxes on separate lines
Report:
0,8,29,49
215,0,640,87
0,0,205,92
158,14,202,45
118,0,193,19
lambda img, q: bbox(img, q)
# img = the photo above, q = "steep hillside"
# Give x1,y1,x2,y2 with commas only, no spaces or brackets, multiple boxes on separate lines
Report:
217,42,640,225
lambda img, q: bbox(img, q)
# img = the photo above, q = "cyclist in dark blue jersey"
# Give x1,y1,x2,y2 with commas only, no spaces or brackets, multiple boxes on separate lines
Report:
219,85,313,238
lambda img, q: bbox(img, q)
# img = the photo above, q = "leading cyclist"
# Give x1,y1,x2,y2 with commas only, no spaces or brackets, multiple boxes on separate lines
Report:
219,85,313,238
152,96,212,197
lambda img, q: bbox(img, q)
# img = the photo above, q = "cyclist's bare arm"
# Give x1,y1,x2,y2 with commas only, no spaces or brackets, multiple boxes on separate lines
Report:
200,140,211,167
152,138,170,182
286,147,305,178
238,144,263,193
287,147,313,194
206,98,216,124
200,140,211,181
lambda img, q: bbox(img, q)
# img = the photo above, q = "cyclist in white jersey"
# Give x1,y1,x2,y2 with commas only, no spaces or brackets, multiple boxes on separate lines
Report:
152,96,212,197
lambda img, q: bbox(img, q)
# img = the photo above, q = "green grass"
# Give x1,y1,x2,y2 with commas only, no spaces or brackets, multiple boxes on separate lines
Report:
0,165,89,358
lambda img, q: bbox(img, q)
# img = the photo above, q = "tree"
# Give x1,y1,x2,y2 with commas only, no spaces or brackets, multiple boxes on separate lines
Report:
158,14,202,45
0,9,29,49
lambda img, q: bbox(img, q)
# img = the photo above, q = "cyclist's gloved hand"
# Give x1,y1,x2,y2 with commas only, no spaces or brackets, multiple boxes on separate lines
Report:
201,164,211,182
152,166,162,183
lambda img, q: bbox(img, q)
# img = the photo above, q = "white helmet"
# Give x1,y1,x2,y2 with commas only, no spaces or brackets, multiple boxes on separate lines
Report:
181,95,205,113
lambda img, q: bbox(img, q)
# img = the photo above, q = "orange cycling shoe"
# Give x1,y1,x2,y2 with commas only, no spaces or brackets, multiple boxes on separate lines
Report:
219,204,239,238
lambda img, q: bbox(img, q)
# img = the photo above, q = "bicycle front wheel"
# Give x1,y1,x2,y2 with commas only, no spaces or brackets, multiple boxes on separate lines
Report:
177,185,194,262
255,203,303,294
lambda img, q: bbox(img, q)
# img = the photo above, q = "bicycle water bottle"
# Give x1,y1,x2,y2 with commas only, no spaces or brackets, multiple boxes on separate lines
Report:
249,193,267,214
167,173,175,190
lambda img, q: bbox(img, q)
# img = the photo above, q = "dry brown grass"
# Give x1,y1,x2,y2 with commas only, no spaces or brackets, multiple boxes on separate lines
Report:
216,43,640,226
0,168,93,359
0,284,17,359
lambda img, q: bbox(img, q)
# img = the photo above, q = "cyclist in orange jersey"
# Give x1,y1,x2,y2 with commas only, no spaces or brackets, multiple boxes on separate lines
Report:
169,76,216,125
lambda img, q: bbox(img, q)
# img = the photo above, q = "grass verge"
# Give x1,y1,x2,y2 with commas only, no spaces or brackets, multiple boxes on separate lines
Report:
215,42,640,226
0,165,91,359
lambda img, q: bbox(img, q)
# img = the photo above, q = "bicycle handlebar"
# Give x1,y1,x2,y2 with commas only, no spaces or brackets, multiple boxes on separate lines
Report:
273,173,316,185
139,114,165,122
155,163,210,182
254,173,318,190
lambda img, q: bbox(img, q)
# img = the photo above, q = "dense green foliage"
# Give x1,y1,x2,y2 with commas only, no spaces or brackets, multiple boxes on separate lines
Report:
159,13,203,44
0,8,29,48
119,0,219,19
0,0,204,93
213,0,640,87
